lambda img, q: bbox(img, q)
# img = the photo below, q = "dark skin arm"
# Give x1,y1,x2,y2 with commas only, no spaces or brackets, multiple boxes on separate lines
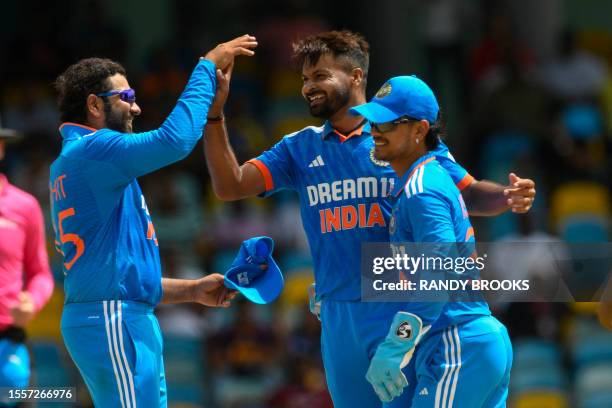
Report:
161,275,237,307
203,62,265,201
463,173,536,216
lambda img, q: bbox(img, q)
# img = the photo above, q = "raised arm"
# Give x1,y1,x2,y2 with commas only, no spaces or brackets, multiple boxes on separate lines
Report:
85,35,258,182
203,63,265,200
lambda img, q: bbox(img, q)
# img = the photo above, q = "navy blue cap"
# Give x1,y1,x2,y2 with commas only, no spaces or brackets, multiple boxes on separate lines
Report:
224,236,284,304
349,75,439,124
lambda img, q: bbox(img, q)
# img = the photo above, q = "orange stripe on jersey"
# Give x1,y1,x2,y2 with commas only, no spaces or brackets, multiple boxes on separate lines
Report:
59,122,98,132
465,226,475,241
456,174,475,191
335,124,365,143
247,159,274,191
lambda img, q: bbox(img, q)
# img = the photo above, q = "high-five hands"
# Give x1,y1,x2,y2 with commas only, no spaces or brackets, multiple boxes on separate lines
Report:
204,34,257,71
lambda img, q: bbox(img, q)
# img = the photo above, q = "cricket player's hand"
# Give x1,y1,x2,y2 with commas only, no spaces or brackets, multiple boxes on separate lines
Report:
208,60,234,118
204,34,257,72
366,312,425,402
193,273,238,308
504,173,536,213
308,283,321,321
10,292,36,328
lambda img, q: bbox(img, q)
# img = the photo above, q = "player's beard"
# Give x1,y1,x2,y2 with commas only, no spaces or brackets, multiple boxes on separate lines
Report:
103,101,133,133
373,145,395,162
308,85,351,119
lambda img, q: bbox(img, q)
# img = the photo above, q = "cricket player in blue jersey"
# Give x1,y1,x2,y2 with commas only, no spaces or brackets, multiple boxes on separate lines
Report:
49,35,257,407
203,31,533,407
351,75,512,406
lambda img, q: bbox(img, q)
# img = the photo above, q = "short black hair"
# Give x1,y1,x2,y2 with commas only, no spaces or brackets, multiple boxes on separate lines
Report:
54,58,126,123
425,112,445,151
292,30,370,88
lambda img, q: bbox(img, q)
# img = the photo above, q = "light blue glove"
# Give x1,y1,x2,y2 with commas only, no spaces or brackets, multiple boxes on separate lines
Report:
308,283,321,320
366,311,427,402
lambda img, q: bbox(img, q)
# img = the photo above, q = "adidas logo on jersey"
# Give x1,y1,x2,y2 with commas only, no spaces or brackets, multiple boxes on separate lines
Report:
308,155,325,168
419,387,429,396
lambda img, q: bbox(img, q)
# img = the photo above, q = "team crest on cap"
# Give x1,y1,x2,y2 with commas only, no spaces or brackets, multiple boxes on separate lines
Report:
375,82,392,98
370,147,390,167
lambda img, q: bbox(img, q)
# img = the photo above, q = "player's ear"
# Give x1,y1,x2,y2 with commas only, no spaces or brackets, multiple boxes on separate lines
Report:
417,120,430,138
351,67,364,87
86,94,104,119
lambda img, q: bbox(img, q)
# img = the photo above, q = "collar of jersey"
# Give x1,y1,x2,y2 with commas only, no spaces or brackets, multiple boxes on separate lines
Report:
392,153,436,197
322,120,371,142
59,122,99,141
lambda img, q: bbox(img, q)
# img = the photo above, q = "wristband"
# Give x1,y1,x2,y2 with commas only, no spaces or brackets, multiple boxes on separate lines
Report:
206,115,224,124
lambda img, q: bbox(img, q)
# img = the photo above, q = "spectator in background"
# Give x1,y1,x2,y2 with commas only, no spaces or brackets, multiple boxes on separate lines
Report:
469,12,535,98
208,299,281,406
0,119,54,401
472,52,552,141
422,0,474,105
537,29,609,102
552,103,609,182
268,357,333,408
489,215,570,339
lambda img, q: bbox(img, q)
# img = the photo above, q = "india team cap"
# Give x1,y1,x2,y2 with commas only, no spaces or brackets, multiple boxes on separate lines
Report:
349,75,439,124
224,236,284,304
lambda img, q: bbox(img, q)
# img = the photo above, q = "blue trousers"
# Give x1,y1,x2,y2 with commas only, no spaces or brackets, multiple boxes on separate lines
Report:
61,300,166,408
321,301,512,408
388,315,513,407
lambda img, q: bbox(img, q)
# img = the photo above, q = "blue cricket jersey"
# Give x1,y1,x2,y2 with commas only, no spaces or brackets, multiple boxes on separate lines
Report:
389,153,490,330
49,59,217,305
249,121,474,301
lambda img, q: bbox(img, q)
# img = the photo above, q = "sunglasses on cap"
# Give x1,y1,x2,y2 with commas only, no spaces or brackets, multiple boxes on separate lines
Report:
370,116,420,133
96,88,136,104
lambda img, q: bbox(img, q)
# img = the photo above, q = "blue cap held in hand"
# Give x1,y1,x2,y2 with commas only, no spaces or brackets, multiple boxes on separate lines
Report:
224,236,284,304
349,75,439,124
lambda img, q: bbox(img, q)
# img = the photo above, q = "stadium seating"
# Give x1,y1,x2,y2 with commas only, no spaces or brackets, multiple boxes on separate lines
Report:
510,338,567,396
512,390,569,408
575,362,612,408
550,182,611,231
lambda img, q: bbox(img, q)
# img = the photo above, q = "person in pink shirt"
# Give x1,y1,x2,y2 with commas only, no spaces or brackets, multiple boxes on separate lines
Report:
0,119,54,397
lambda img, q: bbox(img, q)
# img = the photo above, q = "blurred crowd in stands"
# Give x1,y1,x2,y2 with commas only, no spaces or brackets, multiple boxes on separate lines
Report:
1,0,611,406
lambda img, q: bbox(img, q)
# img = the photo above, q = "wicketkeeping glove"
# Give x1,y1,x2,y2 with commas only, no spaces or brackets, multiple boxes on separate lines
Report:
366,311,428,402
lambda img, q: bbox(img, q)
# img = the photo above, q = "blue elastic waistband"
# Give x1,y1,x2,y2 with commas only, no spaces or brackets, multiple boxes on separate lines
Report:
61,300,154,328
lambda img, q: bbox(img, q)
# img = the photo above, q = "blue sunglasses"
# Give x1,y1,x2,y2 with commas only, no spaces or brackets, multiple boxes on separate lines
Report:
96,88,136,104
